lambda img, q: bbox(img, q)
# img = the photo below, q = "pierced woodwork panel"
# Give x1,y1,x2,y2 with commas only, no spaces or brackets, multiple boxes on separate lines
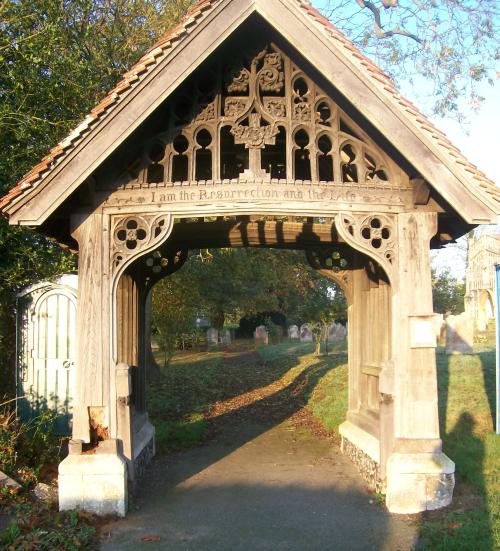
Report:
306,247,353,301
111,214,173,277
122,43,394,187
335,213,397,284
130,245,188,290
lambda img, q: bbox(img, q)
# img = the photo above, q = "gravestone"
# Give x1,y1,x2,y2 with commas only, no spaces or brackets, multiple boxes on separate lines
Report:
207,328,218,345
300,324,313,342
254,325,269,345
221,328,231,345
327,322,347,342
445,313,474,355
288,325,299,340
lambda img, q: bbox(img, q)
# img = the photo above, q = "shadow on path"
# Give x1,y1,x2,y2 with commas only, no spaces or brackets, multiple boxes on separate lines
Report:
101,345,419,550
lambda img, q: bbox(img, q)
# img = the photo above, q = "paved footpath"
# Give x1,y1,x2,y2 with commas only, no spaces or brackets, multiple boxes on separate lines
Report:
100,419,420,551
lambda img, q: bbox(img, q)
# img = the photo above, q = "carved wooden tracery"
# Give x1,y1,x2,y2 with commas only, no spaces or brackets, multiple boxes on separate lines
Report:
306,247,354,301
111,214,173,279
335,213,397,284
124,44,392,187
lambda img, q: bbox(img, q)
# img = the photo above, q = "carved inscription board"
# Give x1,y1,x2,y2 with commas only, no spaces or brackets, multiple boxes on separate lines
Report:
100,182,412,215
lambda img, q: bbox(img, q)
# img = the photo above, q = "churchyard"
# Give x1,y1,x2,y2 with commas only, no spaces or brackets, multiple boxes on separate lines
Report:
0,0,498,547
1,336,498,549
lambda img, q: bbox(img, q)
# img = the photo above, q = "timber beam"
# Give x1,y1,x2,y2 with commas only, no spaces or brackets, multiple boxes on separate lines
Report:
167,219,344,250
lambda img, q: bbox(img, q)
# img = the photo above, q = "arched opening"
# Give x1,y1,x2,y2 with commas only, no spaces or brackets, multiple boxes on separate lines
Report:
114,216,392,499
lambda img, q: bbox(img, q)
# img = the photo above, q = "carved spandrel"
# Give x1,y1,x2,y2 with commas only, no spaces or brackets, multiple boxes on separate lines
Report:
111,214,173,279
305,247,353,301
129,244,188,290
335,212,397,284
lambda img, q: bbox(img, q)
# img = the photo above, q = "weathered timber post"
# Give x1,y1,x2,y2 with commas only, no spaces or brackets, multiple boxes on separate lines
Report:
70,212,114,443
58,211,173,515
384,212,454,513
58,212,128,516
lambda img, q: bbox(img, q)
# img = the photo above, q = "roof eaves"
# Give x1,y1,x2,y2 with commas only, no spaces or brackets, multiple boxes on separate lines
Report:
291,0,499,212
0,0,222,215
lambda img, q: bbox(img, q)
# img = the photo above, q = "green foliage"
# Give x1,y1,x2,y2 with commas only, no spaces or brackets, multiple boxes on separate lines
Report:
0,0,193,393
147,351,224,450
0,506,96,550
419,348,499,550
264,316,283,343
154,414,208,452
151,269,204,367
307,356,348,434
152,248,345,338
432,268,465,314
0,405,64,484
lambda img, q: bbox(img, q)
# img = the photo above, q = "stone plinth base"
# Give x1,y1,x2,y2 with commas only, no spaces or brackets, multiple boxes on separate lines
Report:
59,439,127,517
339,421,383,493
386,452,455,514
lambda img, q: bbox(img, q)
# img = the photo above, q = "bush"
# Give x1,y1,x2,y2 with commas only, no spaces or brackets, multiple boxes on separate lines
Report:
0,402,64,485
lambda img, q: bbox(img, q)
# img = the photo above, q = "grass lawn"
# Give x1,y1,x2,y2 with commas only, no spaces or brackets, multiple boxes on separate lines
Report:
149,338,499,550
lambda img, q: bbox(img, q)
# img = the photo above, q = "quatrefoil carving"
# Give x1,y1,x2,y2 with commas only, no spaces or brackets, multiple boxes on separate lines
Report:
335,213,397,284
115,219,148,250
112,214,173,278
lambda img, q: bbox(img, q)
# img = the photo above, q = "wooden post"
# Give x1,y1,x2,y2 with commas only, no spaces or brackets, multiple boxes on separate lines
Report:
71,212,113,443
385,212,455,513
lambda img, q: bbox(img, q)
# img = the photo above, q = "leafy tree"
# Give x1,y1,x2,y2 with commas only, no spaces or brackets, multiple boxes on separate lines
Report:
151,272,202,367
0,0,192,392
322,0,499,118
151,248,344,343
432,268,465,314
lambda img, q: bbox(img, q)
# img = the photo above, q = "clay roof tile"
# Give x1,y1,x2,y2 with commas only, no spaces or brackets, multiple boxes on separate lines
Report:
1,0,497,214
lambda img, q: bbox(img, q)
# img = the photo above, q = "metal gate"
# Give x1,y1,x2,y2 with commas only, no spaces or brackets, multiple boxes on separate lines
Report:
16,276,77,435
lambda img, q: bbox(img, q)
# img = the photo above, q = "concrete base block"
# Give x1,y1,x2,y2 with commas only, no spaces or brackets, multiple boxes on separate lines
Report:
58,440,128,517
386,452,455,514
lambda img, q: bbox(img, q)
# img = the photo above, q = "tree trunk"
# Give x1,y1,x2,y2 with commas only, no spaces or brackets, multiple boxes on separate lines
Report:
212,310,225,330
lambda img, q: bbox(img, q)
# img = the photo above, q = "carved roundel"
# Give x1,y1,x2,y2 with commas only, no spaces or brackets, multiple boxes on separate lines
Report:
115,218,148,250
359,216,393,262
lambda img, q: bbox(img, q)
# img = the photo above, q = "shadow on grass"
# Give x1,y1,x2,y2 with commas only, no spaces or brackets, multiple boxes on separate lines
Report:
477,349,496,429
147,341,345,480
422,350,495,551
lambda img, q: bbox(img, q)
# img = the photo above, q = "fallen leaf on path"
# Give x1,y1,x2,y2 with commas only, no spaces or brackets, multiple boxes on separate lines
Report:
142,535,161,542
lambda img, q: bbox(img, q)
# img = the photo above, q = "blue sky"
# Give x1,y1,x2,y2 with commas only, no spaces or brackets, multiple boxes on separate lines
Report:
310,0,499,279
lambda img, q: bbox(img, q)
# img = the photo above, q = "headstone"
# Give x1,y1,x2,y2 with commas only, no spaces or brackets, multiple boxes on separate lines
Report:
327,322,347,342
221,328,231,345
300,323,313,342
207,328,218,345
288,325,299,339
150,336,160,352
254,325,269,345
445,313,474,355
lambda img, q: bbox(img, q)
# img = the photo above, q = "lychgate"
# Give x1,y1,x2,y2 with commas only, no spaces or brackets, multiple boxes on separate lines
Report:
1,0,498,517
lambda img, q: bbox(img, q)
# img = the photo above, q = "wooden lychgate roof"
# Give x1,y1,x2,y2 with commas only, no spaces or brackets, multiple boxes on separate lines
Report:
0,0,498,228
